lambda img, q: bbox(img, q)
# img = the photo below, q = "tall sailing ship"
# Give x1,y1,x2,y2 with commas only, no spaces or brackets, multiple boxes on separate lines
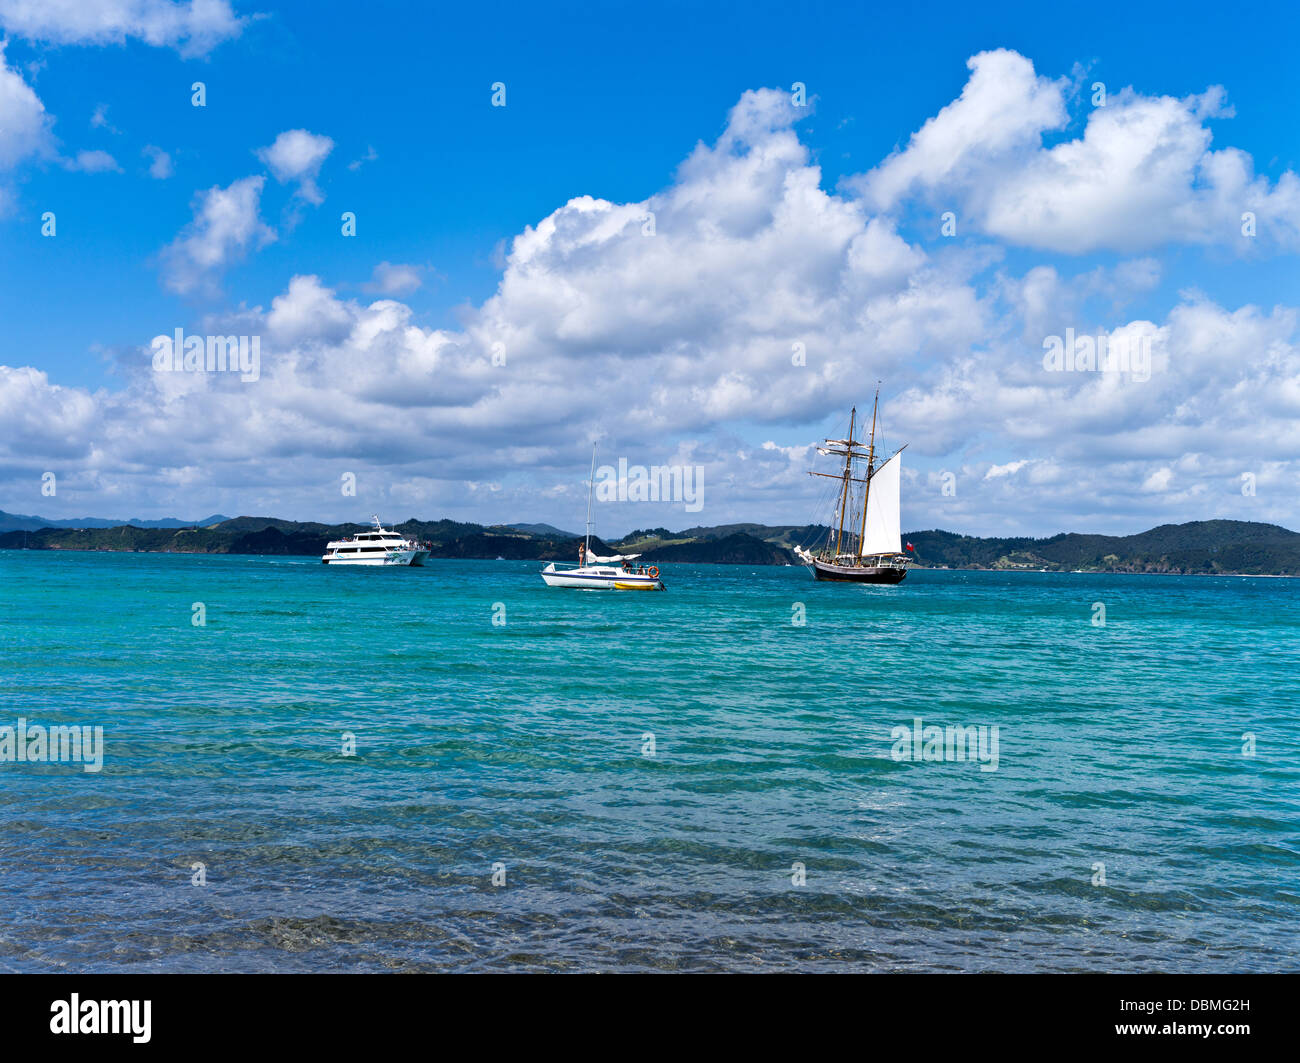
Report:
794,388,910,584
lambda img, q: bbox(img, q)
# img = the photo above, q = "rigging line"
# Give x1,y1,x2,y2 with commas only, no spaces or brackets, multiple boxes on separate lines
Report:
798,415,848,552
790,475,832,556
800,473,838,551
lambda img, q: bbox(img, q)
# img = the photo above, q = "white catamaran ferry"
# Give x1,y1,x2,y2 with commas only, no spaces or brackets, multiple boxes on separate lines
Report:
321,516,430,567
541,448,665,591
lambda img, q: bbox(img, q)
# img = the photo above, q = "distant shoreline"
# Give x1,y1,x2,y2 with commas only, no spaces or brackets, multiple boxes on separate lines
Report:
3,545,1297,580
2,516,1297,577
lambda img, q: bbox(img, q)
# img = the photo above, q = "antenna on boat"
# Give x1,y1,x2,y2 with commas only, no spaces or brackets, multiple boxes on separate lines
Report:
585,443,596,559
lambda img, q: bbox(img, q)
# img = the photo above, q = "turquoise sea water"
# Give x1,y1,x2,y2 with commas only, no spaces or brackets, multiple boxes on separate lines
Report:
1,550,1297,972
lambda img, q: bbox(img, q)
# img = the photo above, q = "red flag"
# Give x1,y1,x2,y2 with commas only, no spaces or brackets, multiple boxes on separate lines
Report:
905,542,914,551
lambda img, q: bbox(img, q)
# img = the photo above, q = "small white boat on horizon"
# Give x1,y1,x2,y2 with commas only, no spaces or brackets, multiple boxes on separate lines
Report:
322,516,430,567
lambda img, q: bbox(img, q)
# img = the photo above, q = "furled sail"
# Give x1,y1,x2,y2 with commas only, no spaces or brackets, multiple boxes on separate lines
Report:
583,550,642,564
861,451,902,556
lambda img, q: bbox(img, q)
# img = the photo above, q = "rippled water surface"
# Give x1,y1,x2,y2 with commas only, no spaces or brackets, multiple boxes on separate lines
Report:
1,551,1297,971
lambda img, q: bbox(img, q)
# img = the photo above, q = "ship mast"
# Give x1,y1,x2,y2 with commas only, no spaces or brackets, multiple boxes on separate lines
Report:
584,443,596,559
834,407,855,557
810,406,873,560
856,385,880,563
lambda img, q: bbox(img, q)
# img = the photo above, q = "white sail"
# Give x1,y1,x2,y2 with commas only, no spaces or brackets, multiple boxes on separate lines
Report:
861,451,901,556
584,550,641,563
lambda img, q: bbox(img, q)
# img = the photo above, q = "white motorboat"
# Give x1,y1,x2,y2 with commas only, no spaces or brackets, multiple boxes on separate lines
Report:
540,447,665,590
322,516,430,566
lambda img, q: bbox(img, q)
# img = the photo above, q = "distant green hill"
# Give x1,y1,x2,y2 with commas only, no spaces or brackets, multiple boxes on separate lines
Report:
1,515,1296,574
612,519,1300,573
636,532,791,565
0,509,230,532
500,522,582,539
905,521,1300,575
672,523,828,550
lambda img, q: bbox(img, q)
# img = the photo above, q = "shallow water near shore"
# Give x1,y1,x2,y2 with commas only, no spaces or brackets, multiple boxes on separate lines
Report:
1,550,1297,972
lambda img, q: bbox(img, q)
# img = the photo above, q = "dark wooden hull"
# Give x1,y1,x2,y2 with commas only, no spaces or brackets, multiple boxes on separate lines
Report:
811,558,908,584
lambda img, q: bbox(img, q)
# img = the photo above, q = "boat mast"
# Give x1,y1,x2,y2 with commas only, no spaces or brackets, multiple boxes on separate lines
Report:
584,443,596,559
833,407,855,557
856,385,880,563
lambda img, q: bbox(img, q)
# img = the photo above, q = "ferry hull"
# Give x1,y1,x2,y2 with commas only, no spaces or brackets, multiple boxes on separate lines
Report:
322,548,429,567
811,558,907,584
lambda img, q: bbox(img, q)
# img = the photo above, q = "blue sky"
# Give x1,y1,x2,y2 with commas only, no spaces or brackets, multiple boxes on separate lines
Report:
2,0,1299,535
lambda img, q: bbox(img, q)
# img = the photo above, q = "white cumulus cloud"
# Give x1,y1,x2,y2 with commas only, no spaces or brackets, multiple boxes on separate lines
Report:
0,0,247,58
853,49,1300,253
362,261,423,296
64,148,121,173
0,41,51,171
159,175,275,295
143,144,173,178
256,129,334,204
